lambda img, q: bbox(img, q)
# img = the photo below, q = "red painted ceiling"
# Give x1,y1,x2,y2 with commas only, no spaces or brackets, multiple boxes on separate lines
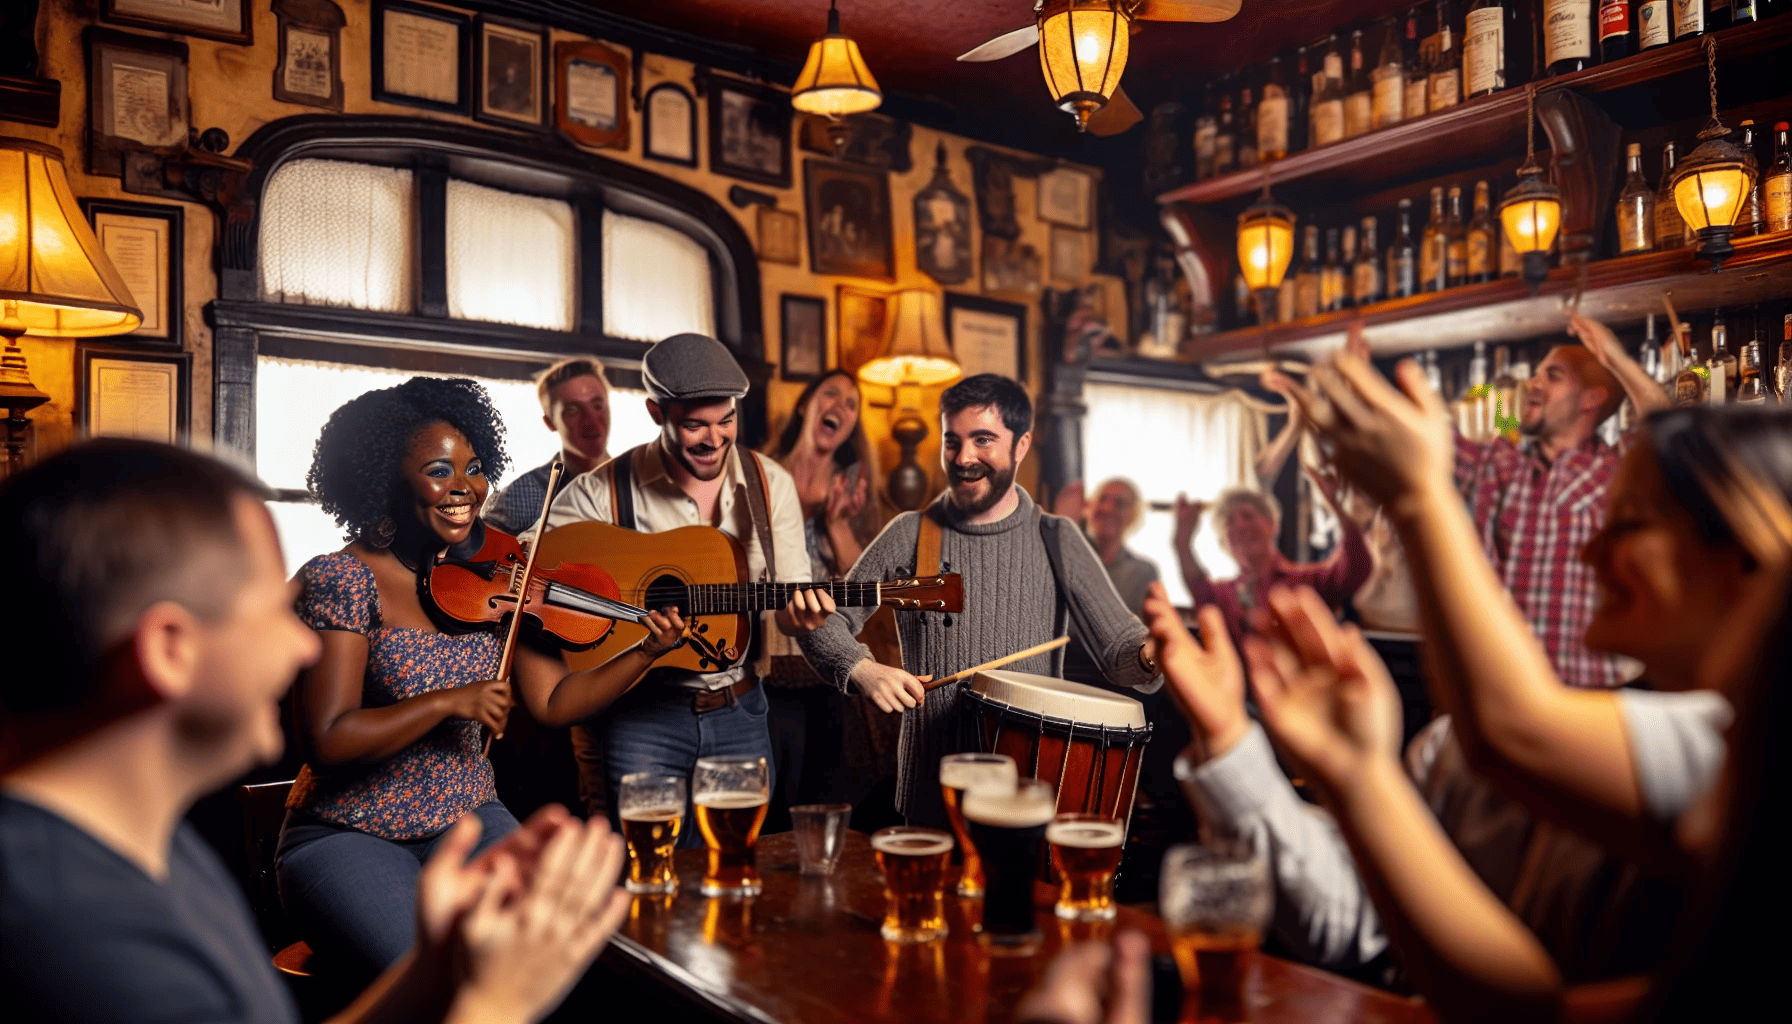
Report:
582,0,1414,152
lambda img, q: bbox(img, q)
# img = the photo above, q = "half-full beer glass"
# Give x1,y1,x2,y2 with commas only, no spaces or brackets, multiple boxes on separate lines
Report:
619,772,685,894
694,756,770,897
962,777,1055,953
1159,842,1272,1018
939,752,1018,898
872,826,954,943
1047,813,1124,921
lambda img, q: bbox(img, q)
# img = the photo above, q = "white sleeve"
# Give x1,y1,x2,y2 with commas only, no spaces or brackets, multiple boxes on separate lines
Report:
762,458,813,585
1176,724,1389,969
541,462,616,535
1618,688,1732,827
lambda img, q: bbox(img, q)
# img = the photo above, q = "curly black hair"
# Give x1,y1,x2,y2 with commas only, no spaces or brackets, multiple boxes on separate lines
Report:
307,376,510,545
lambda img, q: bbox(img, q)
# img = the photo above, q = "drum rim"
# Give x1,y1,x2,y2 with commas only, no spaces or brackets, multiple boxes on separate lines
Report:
960,687,1154,742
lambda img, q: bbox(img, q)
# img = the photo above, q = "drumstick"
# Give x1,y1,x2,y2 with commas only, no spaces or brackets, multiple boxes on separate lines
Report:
921,636,1070,692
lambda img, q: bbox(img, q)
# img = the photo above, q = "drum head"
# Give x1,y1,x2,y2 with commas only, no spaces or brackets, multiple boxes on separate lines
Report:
969,670,1146,729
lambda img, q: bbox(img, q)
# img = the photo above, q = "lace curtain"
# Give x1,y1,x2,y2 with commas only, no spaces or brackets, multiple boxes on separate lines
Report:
602,209,715,342
1082,382,1270,604
259,159,415,312
445,180,577,331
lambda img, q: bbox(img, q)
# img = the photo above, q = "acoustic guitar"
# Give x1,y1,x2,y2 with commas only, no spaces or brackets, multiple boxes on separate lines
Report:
534,520,963,674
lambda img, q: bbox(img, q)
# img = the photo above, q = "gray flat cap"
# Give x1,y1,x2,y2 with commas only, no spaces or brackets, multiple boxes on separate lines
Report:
642,333,750,404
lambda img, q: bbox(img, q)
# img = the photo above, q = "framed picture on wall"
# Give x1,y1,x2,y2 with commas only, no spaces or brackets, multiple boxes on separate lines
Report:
757,207,802,266
476,16,549,129
87,29,190,177
103,0,251,46
79,199,183,350
643,82,697,167
708,76,792,188
945,292,1028,384
804,159,894,281
555,39,628,150
836,285,891,380
780,294,828,382
78,346,192,445
272,0,346,110
372,0,470,115
1037,166,1094,229
1050,226,1092,283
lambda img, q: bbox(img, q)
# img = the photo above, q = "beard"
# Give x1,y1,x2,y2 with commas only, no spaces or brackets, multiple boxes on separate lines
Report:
945,460,1016,519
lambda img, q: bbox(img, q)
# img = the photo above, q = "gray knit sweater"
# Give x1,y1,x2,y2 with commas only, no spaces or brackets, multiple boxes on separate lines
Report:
797,487,1160,825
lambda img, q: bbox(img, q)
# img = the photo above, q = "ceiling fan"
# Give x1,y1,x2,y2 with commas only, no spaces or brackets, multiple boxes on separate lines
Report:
957,0,1242,136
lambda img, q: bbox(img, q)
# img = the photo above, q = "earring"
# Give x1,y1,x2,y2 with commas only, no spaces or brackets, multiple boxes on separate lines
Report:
371,515,397,548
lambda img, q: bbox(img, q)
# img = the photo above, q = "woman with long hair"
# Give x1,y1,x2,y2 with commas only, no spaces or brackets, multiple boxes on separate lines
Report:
767,368,880,577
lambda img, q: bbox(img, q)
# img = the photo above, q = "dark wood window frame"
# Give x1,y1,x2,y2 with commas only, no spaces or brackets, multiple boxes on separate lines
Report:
209,114,766,459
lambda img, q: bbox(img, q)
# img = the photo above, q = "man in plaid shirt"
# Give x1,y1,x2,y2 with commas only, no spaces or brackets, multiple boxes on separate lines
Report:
485,357,611,533
1452,314,1669,689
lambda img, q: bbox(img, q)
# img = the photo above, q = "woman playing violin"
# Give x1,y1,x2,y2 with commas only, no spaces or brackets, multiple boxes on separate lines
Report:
277,377,680,979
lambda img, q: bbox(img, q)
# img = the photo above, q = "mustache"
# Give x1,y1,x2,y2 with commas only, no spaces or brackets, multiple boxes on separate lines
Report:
686,439,729,455
949,465,992,482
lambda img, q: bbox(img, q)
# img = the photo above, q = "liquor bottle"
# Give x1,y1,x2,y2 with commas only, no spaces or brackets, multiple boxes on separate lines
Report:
1708,311,1737,403
1616,142,1656,254
1312,35,1347,147
1422,186,1449,291
1655,141,1686,249
1673,0,1709,40
1295,225,1323,319
1214,78,1237,177
1637,0,1673,49
1766,122,1791,233
1345,29,1374,138
1423,350,1445,394
1777,314,1792,404
1237,79,1259,169
1600,0,1634,61
1404,5,1431,121
1733,0,1760,23
1464,0,1509,98
1389,198,1420,298
1639,316,1665,409
1428,0,1463,110
1545,0,1597,76
1339,225,1360,309
1737,120,1765,237
1321,227,1346,312
1467,180,1497,281
1372,18,1406,129
1258,56,1292,162
1738,334,1768,404
1355,215,1386,305
1290,47,1311,157
1498,173,1521,276
1277,263,1297,323
1490,345,1518,435
1445,184,1470,287
1673,325,1707,406
1458,340,1492,437
1192,83,1218,180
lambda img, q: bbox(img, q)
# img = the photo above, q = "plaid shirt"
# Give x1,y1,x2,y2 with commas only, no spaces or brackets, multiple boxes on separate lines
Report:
1454,433,1622,689
483,459,573,535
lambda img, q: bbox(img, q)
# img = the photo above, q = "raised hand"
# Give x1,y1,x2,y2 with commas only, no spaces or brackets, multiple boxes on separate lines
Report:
1172,493,1207,545
1142,583,1248,761
1287,345,1454,514
826,469,870,525
849,658,931,713
1565,312,1623,372
775,587,838,638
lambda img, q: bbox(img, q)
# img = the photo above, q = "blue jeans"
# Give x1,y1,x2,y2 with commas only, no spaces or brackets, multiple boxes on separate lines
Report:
275,800,518,979
603,681,774,848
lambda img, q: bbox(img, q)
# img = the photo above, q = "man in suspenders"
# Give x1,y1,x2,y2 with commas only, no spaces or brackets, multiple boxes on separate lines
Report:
543,334,809,844
781,374,1162,829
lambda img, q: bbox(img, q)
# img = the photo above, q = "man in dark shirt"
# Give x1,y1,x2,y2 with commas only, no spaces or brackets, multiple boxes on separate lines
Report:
0,439,631,1024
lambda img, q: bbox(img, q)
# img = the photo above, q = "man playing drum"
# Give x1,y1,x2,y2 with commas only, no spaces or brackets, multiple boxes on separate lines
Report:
780,374,1161,828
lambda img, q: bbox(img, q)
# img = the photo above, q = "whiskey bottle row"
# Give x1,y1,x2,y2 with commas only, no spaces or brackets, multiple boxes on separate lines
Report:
1615,121,1792,254
1663,310,1792,406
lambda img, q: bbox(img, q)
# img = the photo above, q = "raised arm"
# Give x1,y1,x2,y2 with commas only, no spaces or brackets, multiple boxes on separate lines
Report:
1172,494,1218,605
1567,313,1670,420
1255,368,1305,486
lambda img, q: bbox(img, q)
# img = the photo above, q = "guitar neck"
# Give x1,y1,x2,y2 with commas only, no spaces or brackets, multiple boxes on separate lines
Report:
683,580,882,615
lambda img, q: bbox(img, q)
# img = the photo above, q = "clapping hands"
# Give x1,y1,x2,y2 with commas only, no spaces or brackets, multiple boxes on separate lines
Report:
1141,583,1248,762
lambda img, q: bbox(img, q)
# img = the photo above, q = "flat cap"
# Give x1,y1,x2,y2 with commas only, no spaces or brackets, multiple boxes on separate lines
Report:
642,333,750,404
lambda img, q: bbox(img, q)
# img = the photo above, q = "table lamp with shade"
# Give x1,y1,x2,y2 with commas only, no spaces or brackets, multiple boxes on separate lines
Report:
0,137,144,477
857,289,961,511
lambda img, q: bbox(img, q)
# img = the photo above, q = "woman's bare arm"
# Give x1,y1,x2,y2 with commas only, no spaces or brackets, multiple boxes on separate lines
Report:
299,630,507,764
513,610,685,727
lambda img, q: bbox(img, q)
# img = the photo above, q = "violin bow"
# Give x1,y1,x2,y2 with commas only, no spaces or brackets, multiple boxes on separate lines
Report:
482,458,565,756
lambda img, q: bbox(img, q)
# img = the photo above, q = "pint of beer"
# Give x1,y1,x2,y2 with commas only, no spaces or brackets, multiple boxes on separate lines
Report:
1159,843,1272,1016
694,756,770,897
1047,814,1124,922
871,826,954,943
961,777,1055,953
619,772,685,894
939,753,1018,898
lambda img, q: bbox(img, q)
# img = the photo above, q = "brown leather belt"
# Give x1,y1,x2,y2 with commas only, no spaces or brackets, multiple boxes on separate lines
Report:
690,675,758,714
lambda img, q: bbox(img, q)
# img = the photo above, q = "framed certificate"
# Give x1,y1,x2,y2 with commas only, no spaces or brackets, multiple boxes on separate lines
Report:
104,0,251,46
555,39,628,150
643,82,697,167
1037,165,1095,229
86,28,190,177
945,293,1028,384
79,347,192,445
80,199,183,349
372,0,470,115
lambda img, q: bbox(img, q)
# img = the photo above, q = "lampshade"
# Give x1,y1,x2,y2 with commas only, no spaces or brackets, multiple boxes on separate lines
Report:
858,289,961,388
791,1,882,119
0,138,143,338
1497,164,1562,294
1672,128,1753,269
1037,0,1131,132
1236,191,1295,296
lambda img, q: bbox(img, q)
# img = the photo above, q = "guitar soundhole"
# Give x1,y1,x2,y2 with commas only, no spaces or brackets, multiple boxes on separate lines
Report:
643,574,690,617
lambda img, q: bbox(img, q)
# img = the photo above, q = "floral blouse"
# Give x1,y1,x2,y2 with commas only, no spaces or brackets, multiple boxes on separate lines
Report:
287,552,500,841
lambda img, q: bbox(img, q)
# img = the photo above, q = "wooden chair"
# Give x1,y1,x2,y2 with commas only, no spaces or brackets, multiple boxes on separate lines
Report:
236,781,349,1021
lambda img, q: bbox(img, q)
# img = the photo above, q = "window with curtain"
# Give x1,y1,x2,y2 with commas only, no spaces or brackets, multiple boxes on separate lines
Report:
1081,382,1269,605
259,159,415,312
256,355,658,577
602,208,715,342
445,179,576,331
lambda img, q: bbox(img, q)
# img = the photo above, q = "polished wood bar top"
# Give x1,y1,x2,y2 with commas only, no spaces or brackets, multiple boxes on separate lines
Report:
599,830,1434,1024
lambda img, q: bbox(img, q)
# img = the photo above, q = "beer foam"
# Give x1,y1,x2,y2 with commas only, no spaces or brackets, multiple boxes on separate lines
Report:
871,833,954,857
694,792,769,809
940,759,1019,792
962,789,1055,829
1046,820,1125,848
621,806,681,822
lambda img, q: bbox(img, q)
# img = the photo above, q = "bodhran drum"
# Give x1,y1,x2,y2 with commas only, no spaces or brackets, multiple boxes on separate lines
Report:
960,670,1153,830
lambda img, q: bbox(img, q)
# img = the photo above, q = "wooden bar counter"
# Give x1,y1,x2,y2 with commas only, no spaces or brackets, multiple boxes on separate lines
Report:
595,830,1433,1024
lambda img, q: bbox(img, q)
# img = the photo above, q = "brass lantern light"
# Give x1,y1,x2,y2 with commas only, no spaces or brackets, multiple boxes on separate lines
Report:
1497,85,1563,295
1236,178,1295,322
1672,37,1754,271
791,1,883,120
1037,0,1133,132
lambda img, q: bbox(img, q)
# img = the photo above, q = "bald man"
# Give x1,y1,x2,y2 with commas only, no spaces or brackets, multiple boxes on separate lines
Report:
1453,314,1668,689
